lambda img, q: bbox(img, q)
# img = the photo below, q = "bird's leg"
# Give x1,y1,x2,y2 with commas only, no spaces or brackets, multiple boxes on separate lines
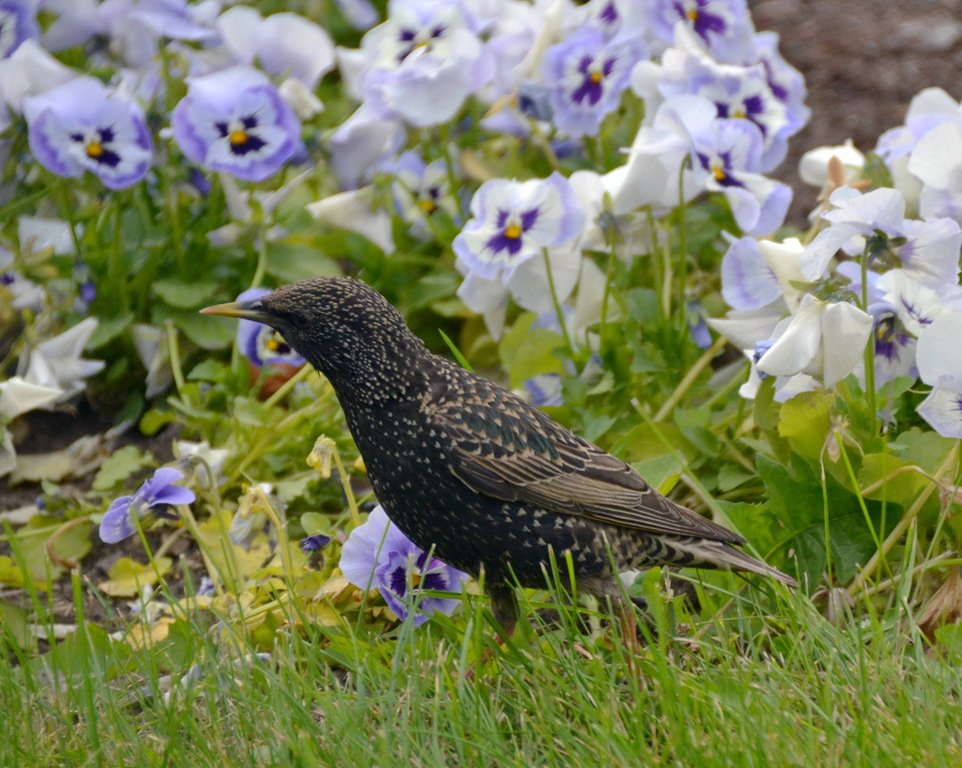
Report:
488,583,519,643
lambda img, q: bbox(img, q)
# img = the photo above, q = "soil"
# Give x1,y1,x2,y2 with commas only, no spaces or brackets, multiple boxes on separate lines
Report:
751,0,962,223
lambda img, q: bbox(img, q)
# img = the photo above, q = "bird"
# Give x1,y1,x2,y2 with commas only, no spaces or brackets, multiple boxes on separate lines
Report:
201,277,795,637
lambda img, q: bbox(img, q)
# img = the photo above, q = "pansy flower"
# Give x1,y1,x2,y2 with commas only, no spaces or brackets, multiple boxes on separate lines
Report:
340,505,468,625
99,467,196,544
382,151,457,237
651,95,791,236
917,312,962,438
24,77,152,190
216,8,335,91
542,28,646,138
453,173,584,282
234,287,306,369
0,0,38,59
648,0,753,61
351,0,493,127
171,67,301,182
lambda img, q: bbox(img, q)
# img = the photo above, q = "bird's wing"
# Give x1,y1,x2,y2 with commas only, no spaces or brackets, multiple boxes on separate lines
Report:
424,381,743,545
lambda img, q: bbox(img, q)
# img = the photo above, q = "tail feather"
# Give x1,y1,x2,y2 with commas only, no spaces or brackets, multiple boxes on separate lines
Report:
673,539,797,588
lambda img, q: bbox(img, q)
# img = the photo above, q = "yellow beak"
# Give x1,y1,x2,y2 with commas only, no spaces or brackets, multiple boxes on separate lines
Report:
200,300,271,323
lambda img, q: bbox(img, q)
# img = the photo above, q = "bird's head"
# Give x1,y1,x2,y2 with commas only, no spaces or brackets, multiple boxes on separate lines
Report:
201,277,429,401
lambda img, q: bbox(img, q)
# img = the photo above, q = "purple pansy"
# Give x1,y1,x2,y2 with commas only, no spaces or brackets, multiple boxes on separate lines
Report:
24,77,152,190
648,0,753,61
453,173,584,282
235,287,306,368
301,534,332,552
670,97,790,235
339,505,469,626
99,467,196,544
0,0,38,58
171,67,302,182
381,150,458,237
353,0,493,127
542,28,646,138
130,0,220,43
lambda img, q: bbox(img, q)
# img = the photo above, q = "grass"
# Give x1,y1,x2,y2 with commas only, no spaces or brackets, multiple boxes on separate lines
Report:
3,571,961,768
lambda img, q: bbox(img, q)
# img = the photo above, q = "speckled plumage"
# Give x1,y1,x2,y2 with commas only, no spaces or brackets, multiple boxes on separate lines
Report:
204,277,795,631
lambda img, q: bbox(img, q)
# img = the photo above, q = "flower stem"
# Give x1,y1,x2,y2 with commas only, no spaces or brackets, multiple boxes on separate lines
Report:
654,335,726,422
255,485,296,586
542,248,575,359
847,442,959,597
332,443,361,528
250,229,269,288
861,243,878,435
263,363,315,409
110,199,130,315
165,320,186,397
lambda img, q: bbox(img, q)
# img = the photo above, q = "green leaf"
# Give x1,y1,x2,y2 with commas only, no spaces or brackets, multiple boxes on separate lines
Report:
631,451,686,494
232,396,272,427
778,390,833,460
152,278,220,308
157,307,236,350
139,408,175,436
717,464,754,492
755,454,877,584
300,512,333,537
858,453,926,511
188,359,230,382
93,445,153,491
498,314,566,389
266,243,341,282
890,428,955,473
87,313,133,350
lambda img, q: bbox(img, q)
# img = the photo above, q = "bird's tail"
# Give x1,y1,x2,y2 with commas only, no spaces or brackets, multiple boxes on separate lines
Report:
673,538,798,588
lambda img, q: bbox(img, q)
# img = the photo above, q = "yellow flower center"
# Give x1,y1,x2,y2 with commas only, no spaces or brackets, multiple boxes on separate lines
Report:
686,8,699,21
229,129,250,147
85,142,104,159
266,337,281,352
419,198,438,215
410,571,423,588
504,224,523,239
712,166,726,182
590,70,603,85
733,108,746,119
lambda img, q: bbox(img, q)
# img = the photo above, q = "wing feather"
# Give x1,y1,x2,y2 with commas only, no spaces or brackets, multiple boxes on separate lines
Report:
425,377,743,545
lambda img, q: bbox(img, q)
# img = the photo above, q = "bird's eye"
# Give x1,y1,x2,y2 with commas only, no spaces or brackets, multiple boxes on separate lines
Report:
291,313,311,330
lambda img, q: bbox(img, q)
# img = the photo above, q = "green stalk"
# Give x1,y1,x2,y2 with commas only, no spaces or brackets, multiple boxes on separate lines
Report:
165,320,187,397
861,242,878,435
654,336,726,422
542,248,575,359
110,199,130,314
847,442,960,597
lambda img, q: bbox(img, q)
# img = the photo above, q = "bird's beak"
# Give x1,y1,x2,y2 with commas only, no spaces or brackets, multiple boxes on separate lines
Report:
200,299,272,323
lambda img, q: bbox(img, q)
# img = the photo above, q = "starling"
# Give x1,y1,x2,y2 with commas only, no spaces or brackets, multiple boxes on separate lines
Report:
202,278,795,634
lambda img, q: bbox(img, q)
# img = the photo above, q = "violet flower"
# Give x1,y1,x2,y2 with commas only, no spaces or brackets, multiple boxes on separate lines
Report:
99,467,196,544
0,0,38,59
24,77,152,190
453,173,584,283
542,28,645,138
648,0,753,61
171,67,302,182
339,505,468,626
234,287,306,368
